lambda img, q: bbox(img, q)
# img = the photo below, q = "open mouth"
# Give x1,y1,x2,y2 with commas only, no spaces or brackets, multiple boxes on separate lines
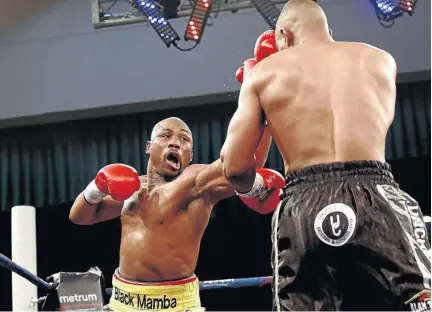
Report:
166,151,180,170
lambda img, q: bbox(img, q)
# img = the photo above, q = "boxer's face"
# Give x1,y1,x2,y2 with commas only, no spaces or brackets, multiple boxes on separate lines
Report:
146,119,193,180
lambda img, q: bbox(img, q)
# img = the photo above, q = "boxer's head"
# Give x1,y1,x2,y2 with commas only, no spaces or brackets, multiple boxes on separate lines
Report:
147,117,193,180
275,0,332,51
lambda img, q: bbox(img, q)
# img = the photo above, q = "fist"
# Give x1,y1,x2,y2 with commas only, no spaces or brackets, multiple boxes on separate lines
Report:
238,168,285,215
254,30,277,62
235,58,258,84
95,164,140,201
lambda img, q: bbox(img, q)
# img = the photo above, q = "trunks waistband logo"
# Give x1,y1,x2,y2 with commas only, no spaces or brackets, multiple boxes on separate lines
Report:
114,286,177,310
405,289,431,312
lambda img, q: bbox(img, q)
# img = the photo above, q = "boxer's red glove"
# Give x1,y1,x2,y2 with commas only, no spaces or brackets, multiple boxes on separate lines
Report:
235,30,276,84
254,30,277,62
83,164,140,203
236,58,258,84
236,168,285,215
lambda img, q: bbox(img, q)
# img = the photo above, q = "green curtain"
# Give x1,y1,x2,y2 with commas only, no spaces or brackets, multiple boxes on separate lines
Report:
0,81,430,211
385,81,431,159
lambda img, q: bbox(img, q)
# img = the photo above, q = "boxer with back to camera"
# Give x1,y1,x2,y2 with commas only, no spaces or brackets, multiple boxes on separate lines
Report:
221,0,431,311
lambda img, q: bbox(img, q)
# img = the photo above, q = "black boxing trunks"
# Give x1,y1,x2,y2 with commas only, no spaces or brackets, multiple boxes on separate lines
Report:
271,161,431,311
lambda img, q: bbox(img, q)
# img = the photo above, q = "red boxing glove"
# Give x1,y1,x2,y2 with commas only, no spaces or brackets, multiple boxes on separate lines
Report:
235,67,244,84
235,58,258,84
254,30,277,62
84,164,140,203
236,168,285,215
235,30,276,83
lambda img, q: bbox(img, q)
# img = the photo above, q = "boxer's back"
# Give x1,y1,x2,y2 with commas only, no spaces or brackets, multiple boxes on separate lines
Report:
256,41,397,173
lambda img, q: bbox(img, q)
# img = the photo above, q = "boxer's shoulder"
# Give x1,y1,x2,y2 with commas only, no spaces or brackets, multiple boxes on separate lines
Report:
242,61,269,89
186,162,223,176
366,45,396,68
177,164,208,185
250,53,296,82
184,163,207,173
168,164,215,199
337,41,395,61
340,42,396,76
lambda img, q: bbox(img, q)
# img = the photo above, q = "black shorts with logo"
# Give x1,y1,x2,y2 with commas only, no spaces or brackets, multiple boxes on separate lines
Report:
271,161,431,311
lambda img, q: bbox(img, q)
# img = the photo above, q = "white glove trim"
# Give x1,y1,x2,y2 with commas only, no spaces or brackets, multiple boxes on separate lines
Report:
83,180,107,205
235,173,264,198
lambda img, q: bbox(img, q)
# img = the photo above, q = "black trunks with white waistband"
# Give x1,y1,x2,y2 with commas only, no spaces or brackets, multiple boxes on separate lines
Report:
271,161,431,311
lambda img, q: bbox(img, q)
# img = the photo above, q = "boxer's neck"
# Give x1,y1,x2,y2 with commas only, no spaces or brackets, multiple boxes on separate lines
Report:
294,29,333,46
146,167,169,192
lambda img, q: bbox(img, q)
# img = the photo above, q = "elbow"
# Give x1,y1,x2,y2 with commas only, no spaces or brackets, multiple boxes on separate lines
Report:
221,154,255,182
223,165,255,183
69,205,78,223
69,216,94,226
69,205,95,226
69,215,81,225
69,211,85,225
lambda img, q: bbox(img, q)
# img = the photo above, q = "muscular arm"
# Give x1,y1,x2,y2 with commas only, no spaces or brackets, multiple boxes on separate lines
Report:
69,194,123,225
381,50,397,81
254,126,271,167
220,78,264,193
69,175,146,225
194,124,272,202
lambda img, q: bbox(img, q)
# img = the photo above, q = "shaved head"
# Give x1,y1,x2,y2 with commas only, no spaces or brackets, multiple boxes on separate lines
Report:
276,0,330,49
151,117,192,141
146,117,194,179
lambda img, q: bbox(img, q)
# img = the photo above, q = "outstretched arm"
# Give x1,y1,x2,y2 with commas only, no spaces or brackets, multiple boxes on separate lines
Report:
220,79,264,193
194,124,271,203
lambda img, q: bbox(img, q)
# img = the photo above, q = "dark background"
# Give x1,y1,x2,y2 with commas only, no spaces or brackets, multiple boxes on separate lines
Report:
0,155,430,311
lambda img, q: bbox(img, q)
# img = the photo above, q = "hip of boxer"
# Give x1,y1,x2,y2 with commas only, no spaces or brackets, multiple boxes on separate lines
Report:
272,161,431,311
106,268,203,312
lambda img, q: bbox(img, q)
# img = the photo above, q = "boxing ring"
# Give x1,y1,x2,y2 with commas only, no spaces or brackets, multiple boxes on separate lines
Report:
2,206,272,311
4,206,431,311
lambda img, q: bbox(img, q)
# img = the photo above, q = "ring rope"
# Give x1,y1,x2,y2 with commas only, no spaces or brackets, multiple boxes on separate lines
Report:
0,253,52,290
1,252,272,305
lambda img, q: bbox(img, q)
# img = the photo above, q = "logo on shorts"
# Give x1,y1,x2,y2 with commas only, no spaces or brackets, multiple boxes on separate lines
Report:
114,286,177,310
314,203,356,247
405,289,431,312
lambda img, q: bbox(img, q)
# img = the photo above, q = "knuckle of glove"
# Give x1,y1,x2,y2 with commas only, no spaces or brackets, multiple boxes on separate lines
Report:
244,58,258,72
235,30,276,84
97,164,140,201
257,168,285,189
254,30,277,62
236,58,258,84
235,66,244,84
95,173,109,194
238,169,285,215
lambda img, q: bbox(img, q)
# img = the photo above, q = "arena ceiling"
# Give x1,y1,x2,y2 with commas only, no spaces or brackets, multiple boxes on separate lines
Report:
0,0,55,32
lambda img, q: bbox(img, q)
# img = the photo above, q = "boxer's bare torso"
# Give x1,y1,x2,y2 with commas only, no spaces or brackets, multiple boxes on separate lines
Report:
251,41,397,174
119,170,217,281
71,163,232,282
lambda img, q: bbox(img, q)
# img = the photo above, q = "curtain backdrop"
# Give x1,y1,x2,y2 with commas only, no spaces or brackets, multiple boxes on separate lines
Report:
386,81,430,159
0,81,429,211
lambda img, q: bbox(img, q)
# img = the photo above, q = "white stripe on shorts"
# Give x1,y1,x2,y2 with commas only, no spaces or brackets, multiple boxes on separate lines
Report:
272,200,283,312
377,185,431,289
